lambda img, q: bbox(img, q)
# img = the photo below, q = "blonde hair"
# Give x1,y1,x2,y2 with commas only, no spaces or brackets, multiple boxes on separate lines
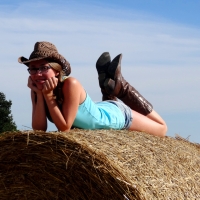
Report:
48,62,65,82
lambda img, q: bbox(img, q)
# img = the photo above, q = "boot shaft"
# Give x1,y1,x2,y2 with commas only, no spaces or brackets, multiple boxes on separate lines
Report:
104,54,153,115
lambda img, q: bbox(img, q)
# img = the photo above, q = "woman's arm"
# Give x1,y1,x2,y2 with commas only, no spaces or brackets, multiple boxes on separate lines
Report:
43,77,85,132
28,77,47,131
31,90,47,131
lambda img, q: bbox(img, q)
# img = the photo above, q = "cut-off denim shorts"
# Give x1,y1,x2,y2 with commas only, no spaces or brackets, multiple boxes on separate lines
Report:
107,100,133,129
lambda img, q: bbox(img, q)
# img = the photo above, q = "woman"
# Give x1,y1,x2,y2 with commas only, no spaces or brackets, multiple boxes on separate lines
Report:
18,41,167,136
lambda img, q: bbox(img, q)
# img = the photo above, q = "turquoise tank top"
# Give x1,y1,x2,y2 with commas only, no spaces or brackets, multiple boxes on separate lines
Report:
72,93,125,129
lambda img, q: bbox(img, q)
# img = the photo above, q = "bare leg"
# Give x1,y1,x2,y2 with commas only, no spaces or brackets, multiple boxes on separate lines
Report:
129,110,167,137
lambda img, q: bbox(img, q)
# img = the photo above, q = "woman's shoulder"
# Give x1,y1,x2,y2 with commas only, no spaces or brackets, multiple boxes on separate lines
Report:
62,76,83,91
63,76,80,85
61,76,86,103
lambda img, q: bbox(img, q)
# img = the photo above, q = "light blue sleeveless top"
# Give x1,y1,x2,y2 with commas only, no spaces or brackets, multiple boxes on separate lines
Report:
72,93,125,129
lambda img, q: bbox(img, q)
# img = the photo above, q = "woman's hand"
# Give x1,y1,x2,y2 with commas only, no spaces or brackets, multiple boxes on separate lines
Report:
27,76,42,94
42,77,58,96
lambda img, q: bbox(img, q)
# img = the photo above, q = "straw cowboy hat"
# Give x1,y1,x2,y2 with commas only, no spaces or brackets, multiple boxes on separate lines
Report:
18,41,71,76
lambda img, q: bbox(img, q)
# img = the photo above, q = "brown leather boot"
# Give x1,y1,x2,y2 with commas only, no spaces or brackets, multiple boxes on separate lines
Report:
104,54,153,115
96,52,117,101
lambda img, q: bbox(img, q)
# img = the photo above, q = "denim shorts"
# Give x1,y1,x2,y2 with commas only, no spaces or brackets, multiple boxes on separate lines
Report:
107,100,133,129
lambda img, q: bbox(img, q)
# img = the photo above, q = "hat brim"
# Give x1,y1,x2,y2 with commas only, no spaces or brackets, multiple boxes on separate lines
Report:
18,56,48,66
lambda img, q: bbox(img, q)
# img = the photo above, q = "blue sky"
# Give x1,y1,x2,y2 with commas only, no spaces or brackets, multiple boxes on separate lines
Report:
0,0,200,142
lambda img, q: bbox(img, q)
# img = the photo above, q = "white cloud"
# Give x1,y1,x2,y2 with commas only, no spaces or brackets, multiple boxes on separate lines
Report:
0,1,200,140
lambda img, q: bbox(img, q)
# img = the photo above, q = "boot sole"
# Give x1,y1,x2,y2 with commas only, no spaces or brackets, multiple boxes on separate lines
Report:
107,54,122,80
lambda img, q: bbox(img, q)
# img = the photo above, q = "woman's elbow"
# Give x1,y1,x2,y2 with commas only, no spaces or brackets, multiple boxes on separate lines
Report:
32,119,47,132
59,128,70,133
57,124,71,132
32,125,47,132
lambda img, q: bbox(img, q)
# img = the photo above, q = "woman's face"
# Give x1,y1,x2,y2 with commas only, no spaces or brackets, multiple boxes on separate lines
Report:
28,59,59,90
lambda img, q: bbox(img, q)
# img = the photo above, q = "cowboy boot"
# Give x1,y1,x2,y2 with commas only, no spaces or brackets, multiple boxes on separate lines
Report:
104,54,153,115
96,52,117,101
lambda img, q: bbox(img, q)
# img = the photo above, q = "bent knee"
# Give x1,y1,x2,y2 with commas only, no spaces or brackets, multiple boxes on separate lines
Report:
160,123,168,137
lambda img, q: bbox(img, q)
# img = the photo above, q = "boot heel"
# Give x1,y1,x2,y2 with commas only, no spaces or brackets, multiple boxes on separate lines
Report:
104,78,115,93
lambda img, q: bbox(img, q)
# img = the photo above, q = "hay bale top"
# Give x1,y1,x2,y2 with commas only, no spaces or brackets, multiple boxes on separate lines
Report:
0,129,200,200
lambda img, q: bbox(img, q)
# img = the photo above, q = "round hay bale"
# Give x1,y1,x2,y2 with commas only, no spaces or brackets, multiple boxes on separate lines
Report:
0,130,200,200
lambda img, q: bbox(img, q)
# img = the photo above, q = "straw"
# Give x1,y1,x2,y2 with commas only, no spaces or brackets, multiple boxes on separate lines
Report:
0,129,199,200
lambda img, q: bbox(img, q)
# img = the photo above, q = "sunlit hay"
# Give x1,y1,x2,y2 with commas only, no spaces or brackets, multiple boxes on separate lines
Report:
0,130,200,200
